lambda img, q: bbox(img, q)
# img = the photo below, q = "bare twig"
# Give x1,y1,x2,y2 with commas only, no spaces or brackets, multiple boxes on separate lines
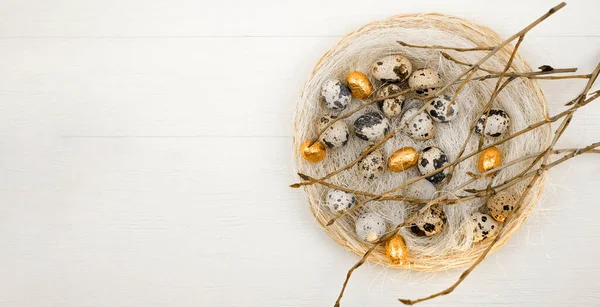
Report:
398,141,600,305
471,69,582,81
398,60,600,305
446,68,478,117
333,244,379,307
296,87,600,193
441,52,498,73
327,5,583,306
398,173,543,305
398,40,494,52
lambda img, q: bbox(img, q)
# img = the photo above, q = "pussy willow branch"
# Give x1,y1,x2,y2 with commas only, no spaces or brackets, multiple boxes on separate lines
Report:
445,68,477,117
302,87,600,221
447,76,515,183
295,3,568,190
330,137,599,307
336,141,598,307
297,148,599,206
399,0,564,140
398,141,600,305
292,66,581,189
351,36,524,226
399,174,543,305
441,52,497,73
398,61,600,305
328,145,543,225
442,51,581,77
334,79,517,224
315,65,581,145
471,70,584,81
397,40,494,51
329,5,581,306
329,142,600,227
479,35,525,150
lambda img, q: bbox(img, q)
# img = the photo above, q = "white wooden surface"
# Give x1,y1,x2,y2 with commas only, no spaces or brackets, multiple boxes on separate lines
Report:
0,0,599,306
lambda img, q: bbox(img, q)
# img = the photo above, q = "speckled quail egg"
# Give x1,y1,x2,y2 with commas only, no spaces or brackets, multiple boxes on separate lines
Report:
354,112,391,143
401,107,435,140
358,148,386,180
371,55,413,83
321,79,352,111
316,115,349,148
408,68,443,99
325,189,356,214
425,94,458,122
410,205,446,237
470,212,499,242
402,180,438,202
376,84,405,117
417,147,450,184
486,190,518,222
475,109,511,137
355,212,388,243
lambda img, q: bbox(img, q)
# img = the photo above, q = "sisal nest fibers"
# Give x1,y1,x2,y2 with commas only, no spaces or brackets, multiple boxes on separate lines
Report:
293,14,551,272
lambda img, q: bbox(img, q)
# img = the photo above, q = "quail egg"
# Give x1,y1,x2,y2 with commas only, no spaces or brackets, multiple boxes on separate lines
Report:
355,212,388,243
354,112,391,143
371,55,413,83
425,94,458,122
408,68,443,99
321,79,352,111
475,109,511,137
317,115,349,148
325,189,356,214
401,107,435,140
417,147,450,184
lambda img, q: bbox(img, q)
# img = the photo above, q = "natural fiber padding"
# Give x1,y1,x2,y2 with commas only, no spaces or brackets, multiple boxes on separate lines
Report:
293,13,551,272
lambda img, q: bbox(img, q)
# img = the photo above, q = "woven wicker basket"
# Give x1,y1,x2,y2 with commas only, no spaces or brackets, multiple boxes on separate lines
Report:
293,13,551,272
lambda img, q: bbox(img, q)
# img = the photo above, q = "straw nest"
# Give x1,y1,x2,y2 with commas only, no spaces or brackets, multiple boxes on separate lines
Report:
293,13,551,272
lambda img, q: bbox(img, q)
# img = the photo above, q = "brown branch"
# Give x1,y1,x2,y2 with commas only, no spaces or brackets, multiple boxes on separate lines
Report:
293,3,579,193
398,140,600,305
446,68,477,117
553,148,600,155
448,76,516,182
479,34,525,150
442,52,580,78
398,40,494,52
297,87,600,195
326,146,551,226
398,60,600,305
470,68,578,81
331,141,596,307
441,52,498,73
333,244,379,307
530,74,591,80
399,172,544,305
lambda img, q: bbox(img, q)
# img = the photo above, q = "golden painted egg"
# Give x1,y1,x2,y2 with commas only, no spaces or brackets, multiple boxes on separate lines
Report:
346,71,374,99
388,147,418,172
478,146,502,175
385,234,409,265
300,140,326,163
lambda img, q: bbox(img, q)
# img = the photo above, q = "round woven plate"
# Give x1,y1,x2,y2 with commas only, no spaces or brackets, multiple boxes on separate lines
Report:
293,13,551,272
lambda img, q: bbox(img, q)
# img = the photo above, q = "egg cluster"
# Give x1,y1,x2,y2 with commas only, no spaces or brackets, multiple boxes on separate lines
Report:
301,54,516,264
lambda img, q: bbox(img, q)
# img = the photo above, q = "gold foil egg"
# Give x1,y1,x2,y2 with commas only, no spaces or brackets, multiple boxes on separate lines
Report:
388,147,418,172
300,140,326,163
346,71,374,99
385,234,408,265
478,146,502,175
